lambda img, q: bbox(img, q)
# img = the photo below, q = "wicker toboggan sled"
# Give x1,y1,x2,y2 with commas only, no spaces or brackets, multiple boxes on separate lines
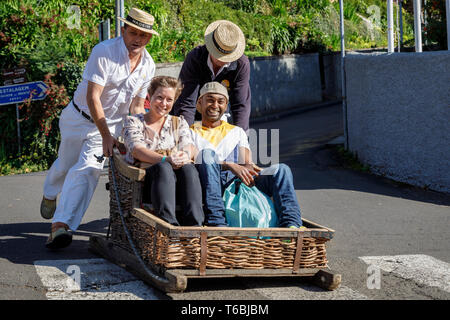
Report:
89,150,342,293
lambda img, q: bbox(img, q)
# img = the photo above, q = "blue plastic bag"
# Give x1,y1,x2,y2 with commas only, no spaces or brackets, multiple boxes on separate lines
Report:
223,179,278,228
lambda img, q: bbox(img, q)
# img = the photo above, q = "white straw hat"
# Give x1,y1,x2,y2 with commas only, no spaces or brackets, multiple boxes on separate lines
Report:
118,8,159,35
204,20,245,63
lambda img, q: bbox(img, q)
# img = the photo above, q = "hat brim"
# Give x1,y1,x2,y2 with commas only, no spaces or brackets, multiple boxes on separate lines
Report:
204,20,245,63
118,17,159,36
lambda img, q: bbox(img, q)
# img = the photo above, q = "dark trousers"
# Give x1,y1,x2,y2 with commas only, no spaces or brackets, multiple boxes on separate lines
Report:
143,162,204,226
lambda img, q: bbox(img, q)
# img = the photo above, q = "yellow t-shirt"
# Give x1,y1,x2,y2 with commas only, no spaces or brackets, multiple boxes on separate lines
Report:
190,121,249,163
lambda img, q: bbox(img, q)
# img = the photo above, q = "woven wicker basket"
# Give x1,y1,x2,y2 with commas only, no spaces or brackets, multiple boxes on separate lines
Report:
108,151,334,274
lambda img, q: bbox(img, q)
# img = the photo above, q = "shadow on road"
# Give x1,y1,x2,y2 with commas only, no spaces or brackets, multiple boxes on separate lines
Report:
288,144,450,207
183,276,324,293
0,218,109,265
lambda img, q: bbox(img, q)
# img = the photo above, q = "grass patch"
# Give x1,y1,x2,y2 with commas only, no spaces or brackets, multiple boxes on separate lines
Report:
334,145,371,173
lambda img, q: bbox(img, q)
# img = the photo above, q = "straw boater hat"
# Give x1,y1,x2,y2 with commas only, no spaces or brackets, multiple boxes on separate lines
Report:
118,8,159,36
196,82,229,112
204,20,245,63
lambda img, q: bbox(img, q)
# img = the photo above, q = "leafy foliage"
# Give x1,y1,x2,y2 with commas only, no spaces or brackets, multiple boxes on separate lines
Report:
0,0,424,174
423,0,447,50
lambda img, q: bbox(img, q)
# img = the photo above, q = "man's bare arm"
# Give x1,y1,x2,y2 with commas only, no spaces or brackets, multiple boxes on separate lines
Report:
221,147,260,186
130,96,146,115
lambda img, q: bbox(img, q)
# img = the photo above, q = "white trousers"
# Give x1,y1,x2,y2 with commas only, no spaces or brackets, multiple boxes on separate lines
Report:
43,103,120,231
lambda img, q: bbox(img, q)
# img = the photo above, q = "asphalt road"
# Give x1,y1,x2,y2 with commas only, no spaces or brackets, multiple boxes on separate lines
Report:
1,103,449,302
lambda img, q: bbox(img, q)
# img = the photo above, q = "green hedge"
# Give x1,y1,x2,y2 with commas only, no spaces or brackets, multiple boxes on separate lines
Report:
0,0,115,174
0,0,421,174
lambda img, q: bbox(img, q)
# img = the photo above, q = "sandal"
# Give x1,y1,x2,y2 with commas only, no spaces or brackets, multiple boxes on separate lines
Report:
45,227,72,249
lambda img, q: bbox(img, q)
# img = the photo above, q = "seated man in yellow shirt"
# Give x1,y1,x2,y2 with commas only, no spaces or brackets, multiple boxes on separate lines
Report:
191,82,303,228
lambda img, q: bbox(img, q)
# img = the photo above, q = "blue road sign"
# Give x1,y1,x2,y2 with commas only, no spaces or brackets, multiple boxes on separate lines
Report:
0,81,48,106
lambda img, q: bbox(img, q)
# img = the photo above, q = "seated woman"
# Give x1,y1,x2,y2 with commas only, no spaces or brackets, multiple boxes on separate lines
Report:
122,76,204,226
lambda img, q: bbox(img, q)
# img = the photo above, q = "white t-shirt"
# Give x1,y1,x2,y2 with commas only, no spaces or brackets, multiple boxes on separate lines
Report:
190,121,249,164
73,37,155,125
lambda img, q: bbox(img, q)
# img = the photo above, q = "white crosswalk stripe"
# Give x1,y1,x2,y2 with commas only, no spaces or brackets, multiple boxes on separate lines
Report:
359,254,450,293
35,258,370,300
34,254,450,300
34,258,161,300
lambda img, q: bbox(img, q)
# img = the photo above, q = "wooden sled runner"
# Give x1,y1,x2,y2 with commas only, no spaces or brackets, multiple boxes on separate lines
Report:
89,151,342,293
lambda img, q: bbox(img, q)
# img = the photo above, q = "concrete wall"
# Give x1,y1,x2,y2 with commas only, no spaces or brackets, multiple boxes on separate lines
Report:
322,52,342,100
154,53,323,118
248,54,322,117
154,62,182,79
321,49,389,101
345,51,450,193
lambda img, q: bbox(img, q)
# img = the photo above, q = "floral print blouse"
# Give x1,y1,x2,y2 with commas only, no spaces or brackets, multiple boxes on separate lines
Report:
122,114,193,164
